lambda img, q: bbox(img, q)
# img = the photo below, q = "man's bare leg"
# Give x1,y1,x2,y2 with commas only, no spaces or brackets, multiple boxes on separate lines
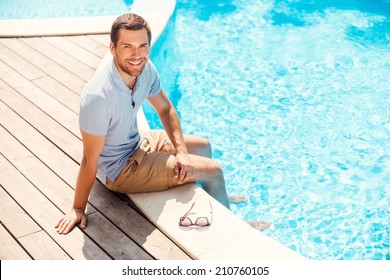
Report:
170,153,230,207
179,135,247,205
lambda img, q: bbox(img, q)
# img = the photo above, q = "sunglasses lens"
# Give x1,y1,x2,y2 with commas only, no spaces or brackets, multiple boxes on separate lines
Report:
195,217,209,227
180,217,192,227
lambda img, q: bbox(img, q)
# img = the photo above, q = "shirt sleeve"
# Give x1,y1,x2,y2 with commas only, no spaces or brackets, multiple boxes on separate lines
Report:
147,61,162,97
79,93,110,136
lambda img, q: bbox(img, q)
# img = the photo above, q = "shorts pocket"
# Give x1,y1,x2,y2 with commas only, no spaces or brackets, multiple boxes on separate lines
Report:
112,159,138,191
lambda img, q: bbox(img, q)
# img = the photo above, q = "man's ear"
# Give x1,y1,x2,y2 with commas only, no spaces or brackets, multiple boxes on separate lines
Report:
109,41,115,55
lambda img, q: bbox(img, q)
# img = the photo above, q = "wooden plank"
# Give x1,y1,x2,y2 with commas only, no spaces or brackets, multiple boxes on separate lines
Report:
20,37,95,81
44,36,102,69
0,155,111,260
32,75,80,114
84,212,153,260
0,42,46,80
0,187,70,260
0,38,85,94
18,231,71,260
87,34,110,46
0,186,41,238
0,125,90,214
0,61,80,138
0,224,32,260
66,35,109,58
0,82,82,161
0,100,79,187
0,40,81,114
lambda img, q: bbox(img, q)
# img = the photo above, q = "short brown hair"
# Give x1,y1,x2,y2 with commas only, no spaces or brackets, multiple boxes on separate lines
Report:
110,13,152,46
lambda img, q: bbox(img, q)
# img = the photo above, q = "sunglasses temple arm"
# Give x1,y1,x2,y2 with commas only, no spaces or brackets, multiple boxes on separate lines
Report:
182,202,195,218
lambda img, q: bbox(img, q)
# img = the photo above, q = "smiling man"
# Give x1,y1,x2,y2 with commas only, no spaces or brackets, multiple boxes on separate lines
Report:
55,13,245,234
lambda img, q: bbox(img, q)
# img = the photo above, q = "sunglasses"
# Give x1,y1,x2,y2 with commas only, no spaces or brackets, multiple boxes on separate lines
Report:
179,201,213,227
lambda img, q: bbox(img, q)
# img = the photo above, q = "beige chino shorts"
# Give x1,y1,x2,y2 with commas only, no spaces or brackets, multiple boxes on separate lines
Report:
106,130,176,193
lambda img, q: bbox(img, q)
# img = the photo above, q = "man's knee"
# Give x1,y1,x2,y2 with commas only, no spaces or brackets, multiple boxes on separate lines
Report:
207,159,223,175
198,137,212,158
190,157,224,182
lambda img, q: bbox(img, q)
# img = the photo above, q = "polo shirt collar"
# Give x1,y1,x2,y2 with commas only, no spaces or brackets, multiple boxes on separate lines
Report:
109,58,145,92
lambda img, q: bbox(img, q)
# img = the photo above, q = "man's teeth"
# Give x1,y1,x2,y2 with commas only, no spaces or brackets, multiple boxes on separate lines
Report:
129,60,141,65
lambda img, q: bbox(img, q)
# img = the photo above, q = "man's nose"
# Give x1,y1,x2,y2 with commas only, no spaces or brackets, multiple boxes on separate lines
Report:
130,47,140,58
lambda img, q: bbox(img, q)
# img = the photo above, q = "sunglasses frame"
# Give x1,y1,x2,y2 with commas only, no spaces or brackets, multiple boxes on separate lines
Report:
179,201,213,227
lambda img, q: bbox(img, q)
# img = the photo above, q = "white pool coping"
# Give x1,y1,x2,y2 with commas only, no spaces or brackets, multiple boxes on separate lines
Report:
1,0,306,260
0,0,174,43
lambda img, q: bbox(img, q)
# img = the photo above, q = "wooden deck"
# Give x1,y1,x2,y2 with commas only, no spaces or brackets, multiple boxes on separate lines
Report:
0,34,191,260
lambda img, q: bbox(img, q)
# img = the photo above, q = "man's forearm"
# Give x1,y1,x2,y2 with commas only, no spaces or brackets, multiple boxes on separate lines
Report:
72,157,98,211
160,106,188,154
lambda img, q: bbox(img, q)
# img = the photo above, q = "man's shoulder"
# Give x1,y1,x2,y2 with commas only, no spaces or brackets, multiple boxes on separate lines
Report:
140,59,159,83
144,59,158,74
82,59,114,98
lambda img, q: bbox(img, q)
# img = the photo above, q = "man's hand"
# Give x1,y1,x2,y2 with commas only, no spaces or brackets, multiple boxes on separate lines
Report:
174,152,194,184
55,208,87,235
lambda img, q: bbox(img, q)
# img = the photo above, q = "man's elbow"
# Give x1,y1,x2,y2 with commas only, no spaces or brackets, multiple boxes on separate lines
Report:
81,154,99,169
158,103,176,119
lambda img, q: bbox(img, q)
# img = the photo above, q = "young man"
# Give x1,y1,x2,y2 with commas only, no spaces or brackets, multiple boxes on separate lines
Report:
55,13,245,234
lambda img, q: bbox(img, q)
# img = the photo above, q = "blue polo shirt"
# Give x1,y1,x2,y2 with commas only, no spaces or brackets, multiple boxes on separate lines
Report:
79,58,162,183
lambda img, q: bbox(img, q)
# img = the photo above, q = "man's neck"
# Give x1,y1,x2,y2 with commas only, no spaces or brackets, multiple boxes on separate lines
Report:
128,76,137,90
113,59,137,90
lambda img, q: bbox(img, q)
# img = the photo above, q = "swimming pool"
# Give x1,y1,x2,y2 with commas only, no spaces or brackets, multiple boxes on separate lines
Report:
146,0,390,259
0,0,132,19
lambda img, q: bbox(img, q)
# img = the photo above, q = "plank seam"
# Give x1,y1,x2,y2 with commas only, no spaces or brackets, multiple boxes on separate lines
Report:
86,34,110,46
7,38,84,95
64,36,108,59
0,100,81,164
0,74,81,141
0,219,34,260
42,37,98,72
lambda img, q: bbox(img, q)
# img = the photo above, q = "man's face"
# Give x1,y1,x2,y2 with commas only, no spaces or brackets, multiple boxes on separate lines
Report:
110,28,150,79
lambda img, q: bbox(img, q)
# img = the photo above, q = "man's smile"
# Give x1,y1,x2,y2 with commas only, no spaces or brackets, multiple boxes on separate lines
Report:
127,59,143,66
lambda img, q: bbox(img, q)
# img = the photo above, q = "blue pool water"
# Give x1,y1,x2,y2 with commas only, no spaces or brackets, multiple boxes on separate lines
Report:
146,0,390,259
0,0,132,19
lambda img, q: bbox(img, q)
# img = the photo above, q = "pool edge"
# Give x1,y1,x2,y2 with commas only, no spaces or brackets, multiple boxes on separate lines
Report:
0,0,175,39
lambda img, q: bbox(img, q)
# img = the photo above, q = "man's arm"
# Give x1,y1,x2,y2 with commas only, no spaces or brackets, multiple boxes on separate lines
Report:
147,90,194,183
55,130,105,234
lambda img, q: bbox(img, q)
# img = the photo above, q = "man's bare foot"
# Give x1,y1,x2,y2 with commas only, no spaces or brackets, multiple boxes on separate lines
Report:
246,220,272,231
228,195,248,204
